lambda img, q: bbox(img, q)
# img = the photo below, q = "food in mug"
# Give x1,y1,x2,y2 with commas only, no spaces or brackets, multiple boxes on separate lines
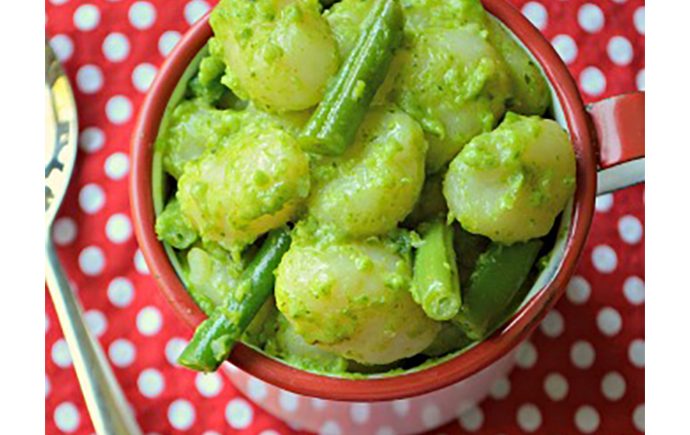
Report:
154,0,576,375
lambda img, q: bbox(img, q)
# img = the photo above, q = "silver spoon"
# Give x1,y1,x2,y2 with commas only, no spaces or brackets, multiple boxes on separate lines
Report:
45,43,142,435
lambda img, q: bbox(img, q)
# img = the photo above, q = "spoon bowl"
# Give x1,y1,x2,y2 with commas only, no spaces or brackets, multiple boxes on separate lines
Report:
45,44,78,225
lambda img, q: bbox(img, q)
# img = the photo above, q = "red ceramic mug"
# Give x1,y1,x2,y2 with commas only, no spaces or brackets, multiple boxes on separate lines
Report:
131,1,644,433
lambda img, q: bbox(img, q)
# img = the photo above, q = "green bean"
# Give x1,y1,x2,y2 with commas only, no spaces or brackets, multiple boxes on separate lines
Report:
177,228,292,372
453,240,542,340
300,0,403,156
411,221,461,321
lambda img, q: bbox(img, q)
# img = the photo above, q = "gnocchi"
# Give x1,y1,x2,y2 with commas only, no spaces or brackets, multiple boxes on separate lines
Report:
444,113,576,243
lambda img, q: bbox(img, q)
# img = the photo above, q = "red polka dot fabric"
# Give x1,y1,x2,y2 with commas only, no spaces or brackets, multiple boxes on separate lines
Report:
45,0,645,433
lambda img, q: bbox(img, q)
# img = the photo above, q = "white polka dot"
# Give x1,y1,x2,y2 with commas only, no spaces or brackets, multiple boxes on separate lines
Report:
623,276,644,305
392,399,410,416
521,2,548,30
421,404,442,429
103,33,130,62
185,0,211,25
129,1,157,29
580,66,607,97
551,34,578,64
108,277,135,307
375,427,395,435
601,371,626,401
165,337,188,365
636,69,645,91
247,377,268,402
109,338,136,367
135,249,150,274
350,403,370,424
74,4,100,31
196,372,223,397
634,6,645,35
574,405,600,433
106,95,133,125
516,403,542,432
320,421,342,435
54,402,80,432
50,0,69,4
578,3,605,33
76,64,103,94
592,245,617,273
571,340,596,369
79,127,105,153
159,31,181,57
633,404,644,431
516,341,538,369
45,313,50,333
53,217,77,245
540,309,564,337
45,374,51,397
168,399,196,431
278,390,299,412
132,63,158,92
79,246,105,276
52,338,72,368
489,377,511,400
607,36,634,66
106,213,132,244
543,372,568,401
49,34,74,62
84,309,107,337
138,368,165,398
137,306,163,336
618,215,643,244
79,183,105,214
595,193,614,212
628,339,644,367
311,397,327,409
226,398,254,429
597,306,622,336
567,276,591,304
105,152,130,180
458,405,484,432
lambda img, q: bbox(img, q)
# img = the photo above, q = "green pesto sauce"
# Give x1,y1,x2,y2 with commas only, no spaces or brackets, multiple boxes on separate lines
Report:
154,0,568,378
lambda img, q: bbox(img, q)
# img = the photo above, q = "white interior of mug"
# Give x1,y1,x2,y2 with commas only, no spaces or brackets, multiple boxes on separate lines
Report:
150,14,576,378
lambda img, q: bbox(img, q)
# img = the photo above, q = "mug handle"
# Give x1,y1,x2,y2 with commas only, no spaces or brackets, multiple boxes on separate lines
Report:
587,91,645,195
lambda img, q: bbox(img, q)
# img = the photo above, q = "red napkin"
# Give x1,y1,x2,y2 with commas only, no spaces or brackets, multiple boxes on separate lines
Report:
45,0,644,433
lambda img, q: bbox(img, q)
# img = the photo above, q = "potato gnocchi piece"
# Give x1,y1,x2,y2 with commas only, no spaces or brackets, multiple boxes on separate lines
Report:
160,99,245,179
274,234,440,365
186,244,244,312
444,113,576,244
308,106,427,238
392,26,511,173
210,0,339,112
177,122,310,253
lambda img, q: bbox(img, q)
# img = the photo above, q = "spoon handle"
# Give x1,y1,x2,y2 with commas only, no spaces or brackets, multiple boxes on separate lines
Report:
46,239,142,435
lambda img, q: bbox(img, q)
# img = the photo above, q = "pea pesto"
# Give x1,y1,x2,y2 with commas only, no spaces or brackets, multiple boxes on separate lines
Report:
154,0,576,376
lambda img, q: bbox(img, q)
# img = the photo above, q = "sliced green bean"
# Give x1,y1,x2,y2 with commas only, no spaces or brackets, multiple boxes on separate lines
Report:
453,240,542,340
178,228,292,372
411,221,461,321
300,0,403,155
